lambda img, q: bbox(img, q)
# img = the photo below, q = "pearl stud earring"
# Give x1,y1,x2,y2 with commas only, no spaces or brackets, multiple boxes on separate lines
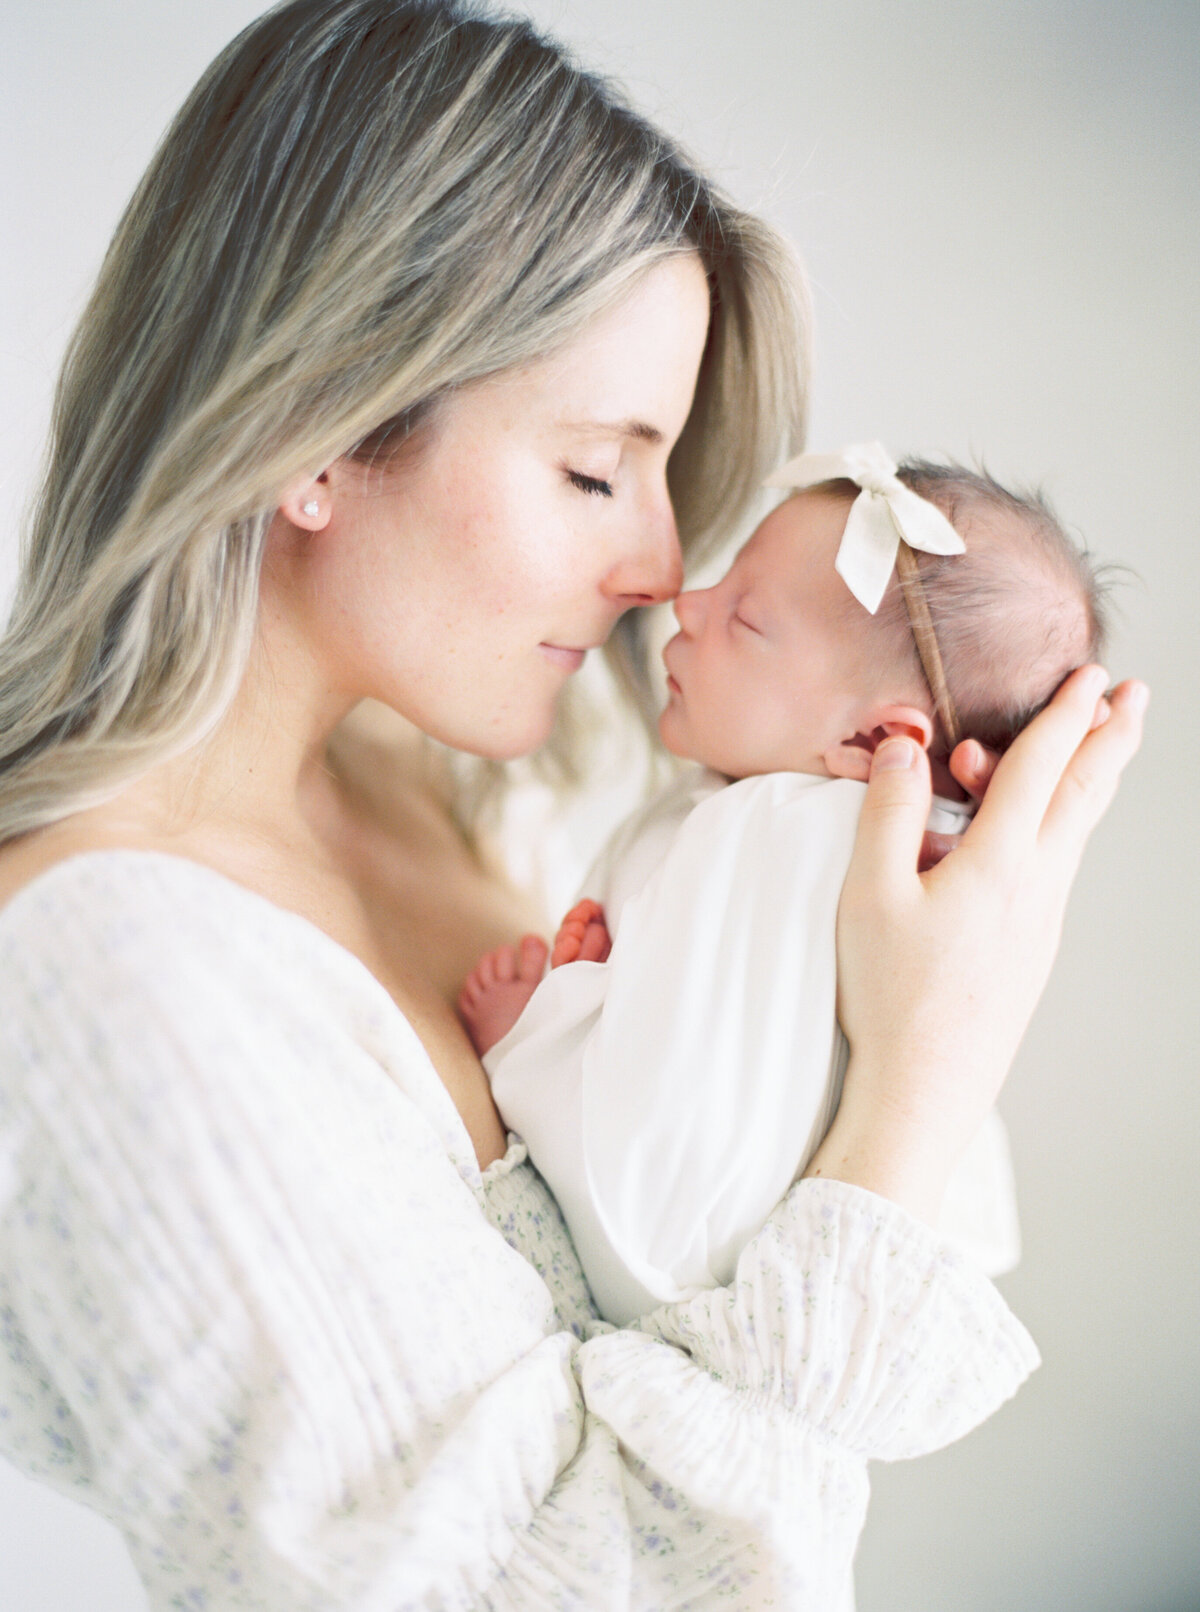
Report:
302,500,320,518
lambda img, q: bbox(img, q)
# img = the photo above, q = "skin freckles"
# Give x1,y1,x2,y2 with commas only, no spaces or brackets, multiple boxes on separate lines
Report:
275,253,711,762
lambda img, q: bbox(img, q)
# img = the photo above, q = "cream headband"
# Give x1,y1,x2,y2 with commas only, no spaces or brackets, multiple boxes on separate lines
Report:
764,441,965,748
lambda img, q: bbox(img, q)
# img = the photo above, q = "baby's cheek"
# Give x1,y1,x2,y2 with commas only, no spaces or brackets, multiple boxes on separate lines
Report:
656,702,684,755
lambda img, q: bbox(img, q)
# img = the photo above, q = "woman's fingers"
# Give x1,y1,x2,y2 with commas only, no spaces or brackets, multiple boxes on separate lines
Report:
947,738,1000,802
1038,678,1148,860
853,670,1145,899
844,736,932,900
946,681,1110,813
918,830,963,872
967,665,1111,862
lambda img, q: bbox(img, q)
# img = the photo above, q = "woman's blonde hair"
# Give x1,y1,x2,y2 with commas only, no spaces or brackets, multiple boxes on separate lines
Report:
0,0,809,843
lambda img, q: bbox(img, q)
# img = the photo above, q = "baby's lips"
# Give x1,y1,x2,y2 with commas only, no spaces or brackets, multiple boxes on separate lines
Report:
660,632,686,681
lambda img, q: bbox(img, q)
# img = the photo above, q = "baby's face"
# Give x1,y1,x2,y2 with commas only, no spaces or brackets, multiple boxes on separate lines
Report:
659,489,887,779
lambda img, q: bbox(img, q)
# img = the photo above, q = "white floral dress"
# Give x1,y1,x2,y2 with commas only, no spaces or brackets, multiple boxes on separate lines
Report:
0,852,1037,1610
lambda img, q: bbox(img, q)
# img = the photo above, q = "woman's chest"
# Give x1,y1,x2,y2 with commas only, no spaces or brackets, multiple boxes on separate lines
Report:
353,822,539,1006
304,800,541,1172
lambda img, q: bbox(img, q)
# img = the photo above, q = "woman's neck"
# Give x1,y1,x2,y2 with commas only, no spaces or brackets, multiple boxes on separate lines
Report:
116,620,354,845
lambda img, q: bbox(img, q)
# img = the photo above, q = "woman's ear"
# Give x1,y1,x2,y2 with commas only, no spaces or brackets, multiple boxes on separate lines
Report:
823,704,934,781
277,470,332,532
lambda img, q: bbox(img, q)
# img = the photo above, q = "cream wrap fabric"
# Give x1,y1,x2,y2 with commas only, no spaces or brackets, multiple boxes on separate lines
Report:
487,767,1016,1327
0,850,1038,1610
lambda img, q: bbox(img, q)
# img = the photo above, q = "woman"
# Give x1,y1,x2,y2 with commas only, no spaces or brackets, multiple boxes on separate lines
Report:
0,2,1144,1607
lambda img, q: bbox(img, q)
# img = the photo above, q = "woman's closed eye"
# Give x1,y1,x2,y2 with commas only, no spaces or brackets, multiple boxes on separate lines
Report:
565,469,614,498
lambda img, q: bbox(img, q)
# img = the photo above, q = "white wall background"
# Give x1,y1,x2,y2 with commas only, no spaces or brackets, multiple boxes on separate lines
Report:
2,3,1197,1609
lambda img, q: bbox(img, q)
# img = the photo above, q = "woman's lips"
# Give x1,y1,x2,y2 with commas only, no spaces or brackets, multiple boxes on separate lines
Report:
539,643,588,672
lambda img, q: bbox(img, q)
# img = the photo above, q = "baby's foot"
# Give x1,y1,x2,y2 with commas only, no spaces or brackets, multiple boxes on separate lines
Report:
458,934,549,1056
551,898,612,968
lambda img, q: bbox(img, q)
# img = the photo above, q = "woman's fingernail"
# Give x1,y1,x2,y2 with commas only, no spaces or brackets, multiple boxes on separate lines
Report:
874,738,916,771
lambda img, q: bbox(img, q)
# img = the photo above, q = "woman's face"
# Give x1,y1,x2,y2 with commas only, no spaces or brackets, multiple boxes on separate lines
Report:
297,254,711,759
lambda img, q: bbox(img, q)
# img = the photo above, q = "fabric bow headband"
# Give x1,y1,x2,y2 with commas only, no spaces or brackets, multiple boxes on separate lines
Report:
764,440,964,614
764,441,965,748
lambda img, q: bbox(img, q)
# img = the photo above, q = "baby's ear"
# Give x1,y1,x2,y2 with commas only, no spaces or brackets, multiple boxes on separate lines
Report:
823,704,934,781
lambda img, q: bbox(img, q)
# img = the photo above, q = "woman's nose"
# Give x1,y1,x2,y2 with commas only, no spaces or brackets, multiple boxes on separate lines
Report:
602,502,684,608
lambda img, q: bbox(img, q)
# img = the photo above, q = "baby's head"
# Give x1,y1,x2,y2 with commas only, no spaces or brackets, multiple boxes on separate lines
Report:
659,458,1107,785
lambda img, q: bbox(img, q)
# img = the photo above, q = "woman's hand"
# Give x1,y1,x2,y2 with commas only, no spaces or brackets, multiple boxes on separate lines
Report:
807,668,1147,1224
919,703,1108,870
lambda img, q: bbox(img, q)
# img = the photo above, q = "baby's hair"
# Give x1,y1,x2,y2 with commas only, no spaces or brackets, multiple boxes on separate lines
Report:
879,460,1110,756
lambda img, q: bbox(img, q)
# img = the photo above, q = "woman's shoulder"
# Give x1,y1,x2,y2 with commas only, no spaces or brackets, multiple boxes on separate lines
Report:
0,812,268,931
0,842,479,1171
0,840,390,1033
0,838,280,943
0,820,115,914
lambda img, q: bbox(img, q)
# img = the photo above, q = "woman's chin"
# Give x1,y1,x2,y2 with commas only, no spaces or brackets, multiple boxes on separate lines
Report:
468,706,560,763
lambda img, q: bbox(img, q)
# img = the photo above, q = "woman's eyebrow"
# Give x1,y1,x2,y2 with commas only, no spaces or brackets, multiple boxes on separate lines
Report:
559,418,664,444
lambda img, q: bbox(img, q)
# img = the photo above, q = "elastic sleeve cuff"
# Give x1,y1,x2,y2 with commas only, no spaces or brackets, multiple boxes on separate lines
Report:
583,1177,1038,1478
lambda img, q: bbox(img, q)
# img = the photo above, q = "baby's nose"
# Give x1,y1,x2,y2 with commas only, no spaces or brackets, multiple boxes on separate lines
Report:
673,587,707,633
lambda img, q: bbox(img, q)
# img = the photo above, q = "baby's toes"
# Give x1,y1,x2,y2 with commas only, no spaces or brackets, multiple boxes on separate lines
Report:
457,966,488,1014
476,945,513,989
518,934,549,981
576,919,612,964
566,898,603,929
551,898,608,968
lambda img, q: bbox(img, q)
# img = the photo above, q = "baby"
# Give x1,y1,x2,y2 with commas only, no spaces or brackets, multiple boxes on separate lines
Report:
459,444,1107,1324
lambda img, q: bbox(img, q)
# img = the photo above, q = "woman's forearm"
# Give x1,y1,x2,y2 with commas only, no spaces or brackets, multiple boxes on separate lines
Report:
803,1079,958,1226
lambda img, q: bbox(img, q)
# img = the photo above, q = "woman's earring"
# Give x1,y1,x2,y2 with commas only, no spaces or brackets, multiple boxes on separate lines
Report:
302,500,320,518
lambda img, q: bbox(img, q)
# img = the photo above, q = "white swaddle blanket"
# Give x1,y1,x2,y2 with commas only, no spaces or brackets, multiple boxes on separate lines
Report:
487,766,1016,1325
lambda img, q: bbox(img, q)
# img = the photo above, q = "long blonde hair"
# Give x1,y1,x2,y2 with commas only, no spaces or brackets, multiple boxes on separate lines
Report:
0,0,809,843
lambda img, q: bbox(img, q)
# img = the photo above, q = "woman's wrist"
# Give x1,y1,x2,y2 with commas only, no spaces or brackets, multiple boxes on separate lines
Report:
802,1077,960,1226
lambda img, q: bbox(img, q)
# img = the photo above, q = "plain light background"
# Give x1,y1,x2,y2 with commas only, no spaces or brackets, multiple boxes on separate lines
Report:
1,3,1196,1609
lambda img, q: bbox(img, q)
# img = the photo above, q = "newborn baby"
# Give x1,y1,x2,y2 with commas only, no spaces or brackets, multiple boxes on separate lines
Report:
460,445,1108,1324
